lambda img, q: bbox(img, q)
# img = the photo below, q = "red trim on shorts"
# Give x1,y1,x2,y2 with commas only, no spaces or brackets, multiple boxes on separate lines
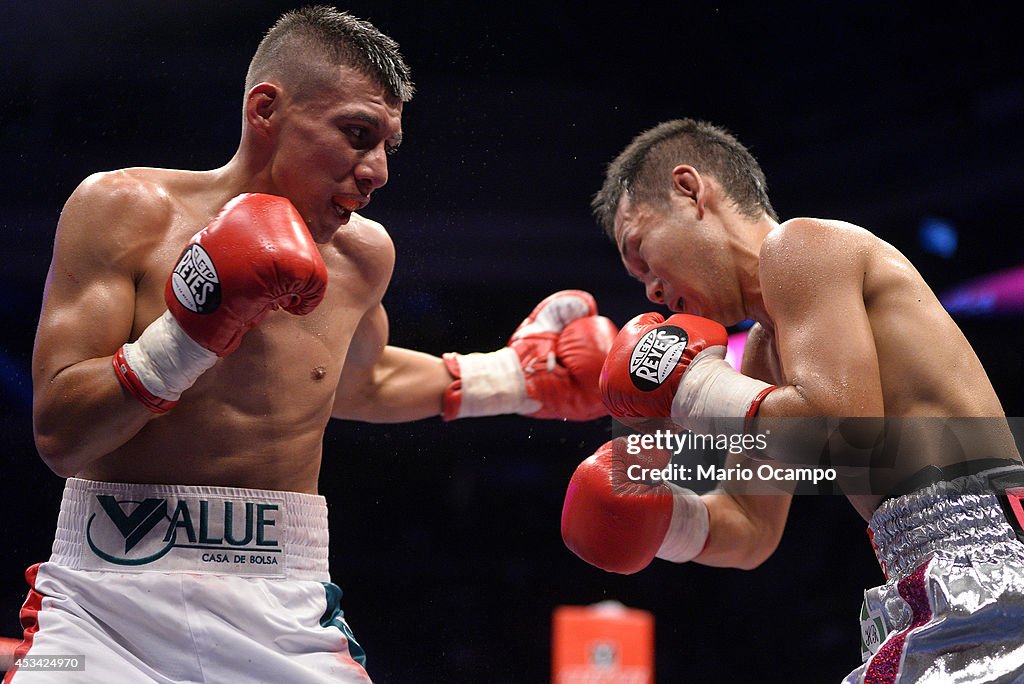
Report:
1006,487,1024,529
4,564,43,684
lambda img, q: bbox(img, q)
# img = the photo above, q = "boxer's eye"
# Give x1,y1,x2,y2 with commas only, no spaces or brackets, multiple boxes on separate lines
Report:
342,126,373,150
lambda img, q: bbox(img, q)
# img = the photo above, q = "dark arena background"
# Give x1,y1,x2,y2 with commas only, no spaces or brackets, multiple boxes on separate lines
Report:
2,2,1022,682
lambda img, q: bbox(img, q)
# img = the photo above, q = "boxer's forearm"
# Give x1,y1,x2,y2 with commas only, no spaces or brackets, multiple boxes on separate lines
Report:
33,357,158,477
332,346,450,423
692,490,791,570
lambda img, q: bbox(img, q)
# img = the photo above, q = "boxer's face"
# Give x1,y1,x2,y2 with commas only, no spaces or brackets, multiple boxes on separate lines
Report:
268,65,403,243
614,195,739,324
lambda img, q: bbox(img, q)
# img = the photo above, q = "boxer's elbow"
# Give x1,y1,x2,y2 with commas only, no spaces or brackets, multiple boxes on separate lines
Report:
34,428,83,478
696,493,788,570
32,410,93,478
695,536,778,571
735,506,787,570
733,535,781,570
706,531,780,571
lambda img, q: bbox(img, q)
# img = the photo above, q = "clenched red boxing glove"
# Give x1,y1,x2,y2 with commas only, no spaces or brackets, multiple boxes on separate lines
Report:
561,438,710,574
600,312,776,424
443,290,618,421
113,193,328,413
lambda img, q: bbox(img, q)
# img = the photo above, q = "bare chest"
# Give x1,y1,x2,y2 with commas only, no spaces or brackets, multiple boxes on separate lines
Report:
130,217,382,410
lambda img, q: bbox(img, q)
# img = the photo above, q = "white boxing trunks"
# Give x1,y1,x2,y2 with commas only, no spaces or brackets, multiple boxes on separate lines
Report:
4,478,370,683
847,462,1024,684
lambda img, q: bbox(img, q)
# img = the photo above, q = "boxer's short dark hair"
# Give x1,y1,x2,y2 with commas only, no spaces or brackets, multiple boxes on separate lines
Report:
246,5,414,104
593,119,777,238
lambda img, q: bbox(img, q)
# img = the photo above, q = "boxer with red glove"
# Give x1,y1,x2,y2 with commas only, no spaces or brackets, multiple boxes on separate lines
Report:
442,290,618,421
601,312,776,426
561,438,710,574
561,312,776,574
113,193,328,413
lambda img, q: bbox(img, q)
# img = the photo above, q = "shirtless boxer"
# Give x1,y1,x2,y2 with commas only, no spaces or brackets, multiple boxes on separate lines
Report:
11,7,616,683
560,119,1024,682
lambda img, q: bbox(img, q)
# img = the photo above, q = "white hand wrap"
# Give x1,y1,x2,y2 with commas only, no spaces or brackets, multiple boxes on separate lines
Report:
121,311,218,401
447,347,539,418
671,346,774,421
655,482,710,563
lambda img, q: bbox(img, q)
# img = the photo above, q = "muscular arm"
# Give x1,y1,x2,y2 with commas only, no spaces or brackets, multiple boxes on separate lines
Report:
331,304,452,422
756,220,885,419
32,173,166,476
333,286,613,424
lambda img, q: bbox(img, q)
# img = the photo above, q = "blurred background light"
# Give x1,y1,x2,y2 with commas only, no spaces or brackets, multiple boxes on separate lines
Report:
918,216,958,258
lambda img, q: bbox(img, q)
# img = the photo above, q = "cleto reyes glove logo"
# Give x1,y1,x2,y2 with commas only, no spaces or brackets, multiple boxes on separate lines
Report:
170,243,221,314
629,325,688,391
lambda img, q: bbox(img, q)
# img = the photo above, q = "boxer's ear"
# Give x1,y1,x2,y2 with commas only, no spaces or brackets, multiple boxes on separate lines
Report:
671,165,706,219
245,83,280,139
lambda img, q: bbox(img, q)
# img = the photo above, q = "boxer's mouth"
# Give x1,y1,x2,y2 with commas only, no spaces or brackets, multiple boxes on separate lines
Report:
333,196,366,219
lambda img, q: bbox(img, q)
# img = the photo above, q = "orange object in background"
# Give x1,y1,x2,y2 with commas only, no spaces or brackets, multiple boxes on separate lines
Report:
552,601,654,683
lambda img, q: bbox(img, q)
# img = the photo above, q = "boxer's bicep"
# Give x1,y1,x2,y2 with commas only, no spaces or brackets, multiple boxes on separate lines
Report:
33,175,153,394
32,174,172,469
758,222,884,417
332,303,388,419
332,305,449,422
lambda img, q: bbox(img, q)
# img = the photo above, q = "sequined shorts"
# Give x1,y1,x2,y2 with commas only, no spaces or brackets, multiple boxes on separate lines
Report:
845,463,1024,683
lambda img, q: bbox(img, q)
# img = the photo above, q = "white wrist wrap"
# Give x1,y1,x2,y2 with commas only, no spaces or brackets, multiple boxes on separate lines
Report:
121,311,218,400
451,347,540,417
656,482,710,563
671,346,773,420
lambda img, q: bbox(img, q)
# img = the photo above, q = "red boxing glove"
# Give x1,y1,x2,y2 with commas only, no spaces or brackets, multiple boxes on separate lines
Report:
165,193,328,355
561,438,709,574
113,194,327,413
443,290,618,421
600,313,776,424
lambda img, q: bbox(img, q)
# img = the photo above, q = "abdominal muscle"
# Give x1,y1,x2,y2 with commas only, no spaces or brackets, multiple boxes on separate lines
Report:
80,299,356,494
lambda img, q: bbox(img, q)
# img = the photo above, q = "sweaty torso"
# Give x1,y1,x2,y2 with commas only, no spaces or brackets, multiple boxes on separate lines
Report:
749,219,1018,518
78,168,394,493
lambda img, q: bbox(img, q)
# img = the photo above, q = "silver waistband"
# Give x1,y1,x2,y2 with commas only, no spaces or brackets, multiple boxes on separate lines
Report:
868,465,1024,580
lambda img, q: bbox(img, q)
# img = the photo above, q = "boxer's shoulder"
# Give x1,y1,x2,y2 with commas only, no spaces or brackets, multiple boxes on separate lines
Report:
759,218,879,285
331,211,393,251
69,168,178,218
763,217,876,257
323,211,395,294
61,169,182,244
54,170,187,274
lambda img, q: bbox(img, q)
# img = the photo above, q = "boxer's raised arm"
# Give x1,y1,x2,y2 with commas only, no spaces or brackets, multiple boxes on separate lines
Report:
35,179,329,477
